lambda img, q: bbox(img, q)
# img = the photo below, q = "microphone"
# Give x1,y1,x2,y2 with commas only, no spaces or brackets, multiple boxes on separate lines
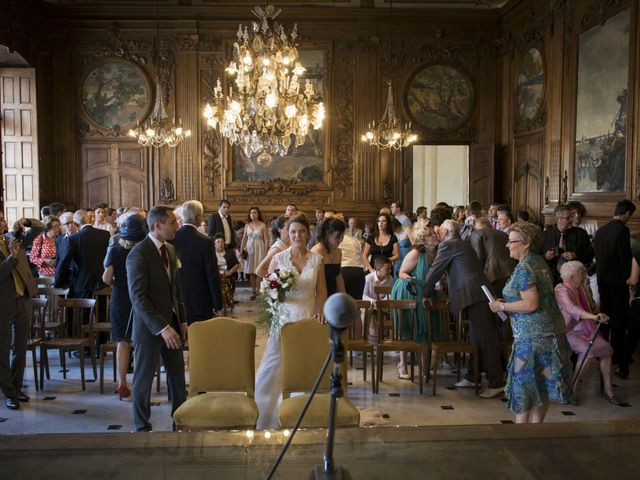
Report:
323,292,357,331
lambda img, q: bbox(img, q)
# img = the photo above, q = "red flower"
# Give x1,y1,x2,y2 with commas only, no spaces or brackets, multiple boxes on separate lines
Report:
274,268,280,274
269,281,279,289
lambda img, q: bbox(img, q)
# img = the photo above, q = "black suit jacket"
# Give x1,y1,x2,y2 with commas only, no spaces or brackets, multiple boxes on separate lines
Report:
54,225,109,294
594,219,632,286
207,212,236,248
170,224,223,323
542,225,594,284
423,238,489,314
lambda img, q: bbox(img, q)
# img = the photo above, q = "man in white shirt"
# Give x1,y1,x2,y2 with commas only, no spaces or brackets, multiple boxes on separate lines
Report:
391,201,412,228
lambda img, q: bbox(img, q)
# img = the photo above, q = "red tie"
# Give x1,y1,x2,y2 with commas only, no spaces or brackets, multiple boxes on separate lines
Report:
160,244,169,269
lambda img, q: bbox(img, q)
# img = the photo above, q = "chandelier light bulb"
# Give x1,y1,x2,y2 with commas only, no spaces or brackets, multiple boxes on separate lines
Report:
265,93,277,108
282,56,290,65
285,105,297,118
146,128,155,137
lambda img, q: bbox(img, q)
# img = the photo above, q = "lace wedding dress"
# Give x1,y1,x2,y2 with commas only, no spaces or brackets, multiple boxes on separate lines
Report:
255,247,322,429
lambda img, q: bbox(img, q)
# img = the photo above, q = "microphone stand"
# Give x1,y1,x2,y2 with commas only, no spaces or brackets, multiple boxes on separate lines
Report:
310,327,352,480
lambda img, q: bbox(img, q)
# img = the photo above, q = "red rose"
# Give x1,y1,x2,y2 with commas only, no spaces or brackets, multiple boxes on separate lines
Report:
269,281,279,289
274,268,280,274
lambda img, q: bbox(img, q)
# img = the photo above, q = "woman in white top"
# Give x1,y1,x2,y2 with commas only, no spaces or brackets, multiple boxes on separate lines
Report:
94,206,114,236
254,214,327,429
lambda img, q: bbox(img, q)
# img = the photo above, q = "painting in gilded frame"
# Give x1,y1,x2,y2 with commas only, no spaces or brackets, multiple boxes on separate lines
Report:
405,63,474,131
574,9,630,193
232,49,326,183
81,60,151,130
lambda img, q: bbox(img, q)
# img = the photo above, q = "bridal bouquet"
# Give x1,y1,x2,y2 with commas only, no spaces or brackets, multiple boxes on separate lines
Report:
256,268,298,333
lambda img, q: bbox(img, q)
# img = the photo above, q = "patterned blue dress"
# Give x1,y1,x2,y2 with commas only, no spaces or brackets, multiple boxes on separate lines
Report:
502,253,572,414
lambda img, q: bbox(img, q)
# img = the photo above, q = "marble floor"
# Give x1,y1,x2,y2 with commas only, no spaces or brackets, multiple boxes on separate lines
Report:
0,285,638,434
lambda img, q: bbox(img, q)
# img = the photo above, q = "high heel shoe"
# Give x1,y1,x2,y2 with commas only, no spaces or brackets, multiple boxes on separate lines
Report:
604,392,623,405
117,384,131,400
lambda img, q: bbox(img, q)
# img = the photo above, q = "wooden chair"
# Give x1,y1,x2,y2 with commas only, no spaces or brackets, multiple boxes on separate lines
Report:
37,287,69,338
36,277,54,287
26,298,47,391
173,317,258,430
91,286,112,336
375,299,423,394
278,319,360,429
425,299,480,395
99,340,117,394
39,298,98,391
344,300,376,392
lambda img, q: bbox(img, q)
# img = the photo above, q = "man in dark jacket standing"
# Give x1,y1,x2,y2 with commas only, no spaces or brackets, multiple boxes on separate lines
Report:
594,199,636,378
171,200,222,323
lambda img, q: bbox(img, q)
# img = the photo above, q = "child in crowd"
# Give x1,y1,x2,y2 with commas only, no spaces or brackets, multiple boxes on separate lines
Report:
362,257,394,337
362,223,374,241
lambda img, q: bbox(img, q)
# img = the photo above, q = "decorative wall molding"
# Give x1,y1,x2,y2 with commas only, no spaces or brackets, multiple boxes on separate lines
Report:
76,24,150,66
513,110,547,135
160,176,175,202
544,176,550,205
237,178,315,196
581,0,623,27
562,169,568,204
333,56,356,198
77,118,127,138
202,129,222,196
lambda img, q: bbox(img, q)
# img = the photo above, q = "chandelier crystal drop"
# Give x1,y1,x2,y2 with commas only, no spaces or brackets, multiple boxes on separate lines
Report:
128,80,192,148
361,81,417,151
203,5,325,165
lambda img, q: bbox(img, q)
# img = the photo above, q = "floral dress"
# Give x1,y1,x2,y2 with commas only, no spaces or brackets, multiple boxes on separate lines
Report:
503,253,573,414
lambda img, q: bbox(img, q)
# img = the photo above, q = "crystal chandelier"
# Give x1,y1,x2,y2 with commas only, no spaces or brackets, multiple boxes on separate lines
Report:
360,0,416,151
361,81,417,150
202,5,325,167
128,1,191,148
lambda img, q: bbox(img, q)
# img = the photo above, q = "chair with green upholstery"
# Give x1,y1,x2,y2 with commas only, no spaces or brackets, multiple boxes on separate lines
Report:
173,317,258,430
278,319,360,429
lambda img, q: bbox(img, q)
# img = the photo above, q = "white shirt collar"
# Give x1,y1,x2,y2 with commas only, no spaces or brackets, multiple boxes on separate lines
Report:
148,232,165,250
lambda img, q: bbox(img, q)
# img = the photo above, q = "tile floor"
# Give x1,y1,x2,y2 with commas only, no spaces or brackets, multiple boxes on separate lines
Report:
1,285,637,434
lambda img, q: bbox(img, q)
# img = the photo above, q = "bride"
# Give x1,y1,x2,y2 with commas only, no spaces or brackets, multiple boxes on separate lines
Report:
255,214,327,429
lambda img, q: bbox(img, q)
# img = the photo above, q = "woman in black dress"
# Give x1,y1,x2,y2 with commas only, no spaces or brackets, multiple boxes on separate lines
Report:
311,215,346,296
362,213,400,273
102,214,148,400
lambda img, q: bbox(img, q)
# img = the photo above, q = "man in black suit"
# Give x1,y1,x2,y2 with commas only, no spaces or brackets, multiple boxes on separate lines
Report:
542,204,594,285
127,206,187,432
0,234,38,410
171,200,223,323
594,199,636,378
423,219,504,398
54,210,109,298
207,199,236,251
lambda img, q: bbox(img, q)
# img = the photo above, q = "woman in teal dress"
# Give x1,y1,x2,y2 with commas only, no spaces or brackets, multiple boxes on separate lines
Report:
489,221,572,424
394,219,413,278
391,220,441,378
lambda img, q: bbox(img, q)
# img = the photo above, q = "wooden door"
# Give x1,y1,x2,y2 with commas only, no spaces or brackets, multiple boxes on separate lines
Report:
513,132,543,224
81,142,148,209
469,143,495,207
1,68,39,224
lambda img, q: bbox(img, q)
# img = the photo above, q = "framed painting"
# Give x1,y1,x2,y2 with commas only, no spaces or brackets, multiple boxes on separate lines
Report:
516,47,545,123
231,49,327,183
80,59,151,130
573,8,630,193
404,63,474,132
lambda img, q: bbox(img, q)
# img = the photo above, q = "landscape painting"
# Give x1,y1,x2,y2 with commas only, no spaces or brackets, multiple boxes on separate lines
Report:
81,61,150,129
232,49,325,183
516,47,545,121
574,9,630,193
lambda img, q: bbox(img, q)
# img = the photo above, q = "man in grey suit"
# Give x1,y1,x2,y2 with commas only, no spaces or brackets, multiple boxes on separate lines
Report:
423,220,505,398
0,233,38,410
127,206,187,431
470,216,517,294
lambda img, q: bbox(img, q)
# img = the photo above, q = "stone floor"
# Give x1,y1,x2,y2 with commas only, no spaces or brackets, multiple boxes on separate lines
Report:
0,285,638,434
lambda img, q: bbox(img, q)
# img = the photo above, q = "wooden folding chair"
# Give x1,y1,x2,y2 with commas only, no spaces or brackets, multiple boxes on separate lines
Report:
26,298,47,391
344,300,376,392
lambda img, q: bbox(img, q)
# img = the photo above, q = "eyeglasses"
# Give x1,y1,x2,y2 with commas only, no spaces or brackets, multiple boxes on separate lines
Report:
558,216,571,221
506,240,522,245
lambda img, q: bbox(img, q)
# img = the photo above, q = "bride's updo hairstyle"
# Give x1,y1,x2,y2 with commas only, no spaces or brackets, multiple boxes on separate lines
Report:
286,213,310,233
319,216,346,253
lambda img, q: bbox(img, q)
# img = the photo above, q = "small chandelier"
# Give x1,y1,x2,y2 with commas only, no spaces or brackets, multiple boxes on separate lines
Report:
203,5,325,166
128,1,191,148
361,81,417,150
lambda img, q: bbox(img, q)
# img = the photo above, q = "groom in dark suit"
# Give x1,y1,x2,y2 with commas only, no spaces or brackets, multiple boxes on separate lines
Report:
171,200,223,323
127,206,187,431
423,219,505,398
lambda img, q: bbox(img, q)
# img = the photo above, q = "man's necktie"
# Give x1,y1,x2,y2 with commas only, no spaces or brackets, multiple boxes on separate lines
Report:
160,244,169,270
559,232,566,251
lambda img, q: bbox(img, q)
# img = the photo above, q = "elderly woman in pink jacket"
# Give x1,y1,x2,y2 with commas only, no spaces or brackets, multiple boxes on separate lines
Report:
554,261,621,405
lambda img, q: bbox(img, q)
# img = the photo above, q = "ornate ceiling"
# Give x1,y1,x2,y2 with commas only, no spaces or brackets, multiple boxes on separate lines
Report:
41,0,508,9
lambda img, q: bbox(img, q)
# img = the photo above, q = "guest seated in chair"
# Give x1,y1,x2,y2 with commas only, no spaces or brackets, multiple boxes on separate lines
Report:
214,235,240,312
554,261,621,405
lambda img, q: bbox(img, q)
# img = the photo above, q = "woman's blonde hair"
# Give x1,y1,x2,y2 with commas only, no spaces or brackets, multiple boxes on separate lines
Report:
509,221,542,254
409,219,430,245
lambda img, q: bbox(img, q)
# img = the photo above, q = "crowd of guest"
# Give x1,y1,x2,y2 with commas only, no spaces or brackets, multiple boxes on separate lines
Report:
0,194,638,429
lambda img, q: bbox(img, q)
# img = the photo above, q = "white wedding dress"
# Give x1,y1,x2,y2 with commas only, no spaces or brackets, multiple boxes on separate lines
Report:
255,247,322,429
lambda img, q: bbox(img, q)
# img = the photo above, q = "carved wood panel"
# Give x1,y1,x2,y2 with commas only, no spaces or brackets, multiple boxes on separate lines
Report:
513,131,544,224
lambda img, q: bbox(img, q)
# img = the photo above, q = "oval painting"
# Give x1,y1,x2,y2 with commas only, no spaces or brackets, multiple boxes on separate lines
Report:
81,61,150,129
516,48,545,121
406,64,473,131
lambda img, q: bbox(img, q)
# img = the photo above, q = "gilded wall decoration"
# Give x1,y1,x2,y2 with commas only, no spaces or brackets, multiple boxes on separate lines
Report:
203,128,222,196
333,57,356,198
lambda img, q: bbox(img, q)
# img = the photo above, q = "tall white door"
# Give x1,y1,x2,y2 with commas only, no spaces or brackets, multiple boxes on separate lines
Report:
1,68,39,225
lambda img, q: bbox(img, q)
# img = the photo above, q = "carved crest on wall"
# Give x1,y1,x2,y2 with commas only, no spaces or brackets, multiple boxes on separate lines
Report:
203,129,222,196
77,24,150,66
333,56,356,198
238,178,314,196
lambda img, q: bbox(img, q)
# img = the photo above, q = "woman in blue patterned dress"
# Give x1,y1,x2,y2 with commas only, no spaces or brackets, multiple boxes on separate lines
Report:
489,221,572,424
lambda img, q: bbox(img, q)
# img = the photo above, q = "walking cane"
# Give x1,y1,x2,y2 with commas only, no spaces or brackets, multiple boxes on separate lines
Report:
567,319,603,396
